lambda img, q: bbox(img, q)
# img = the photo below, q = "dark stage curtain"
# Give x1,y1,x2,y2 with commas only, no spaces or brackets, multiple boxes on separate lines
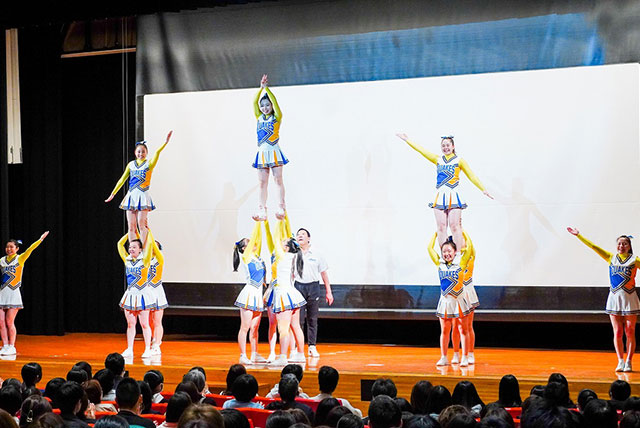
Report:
0,30,9,245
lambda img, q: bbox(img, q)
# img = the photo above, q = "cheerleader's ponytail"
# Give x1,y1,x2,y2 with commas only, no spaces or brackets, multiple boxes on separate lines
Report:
233,240,246,272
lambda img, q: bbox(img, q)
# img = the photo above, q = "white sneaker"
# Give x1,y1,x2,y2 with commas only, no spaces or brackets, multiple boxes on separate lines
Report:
451,353,460,364
288,352,306,363
308,346,320,358
266,352,277,363
616,360,625,372
141,348,154,358
270,355,288,366
459,356,469,367
251,353,267,363
624,361,633,372
121,348,134,358
152,345,162,356
436,356,449,366
4,345,16,356
468,354,475,364
239,355,252,365
0,345,9,356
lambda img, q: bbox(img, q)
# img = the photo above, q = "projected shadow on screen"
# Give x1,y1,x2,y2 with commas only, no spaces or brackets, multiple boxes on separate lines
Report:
205,182,256,244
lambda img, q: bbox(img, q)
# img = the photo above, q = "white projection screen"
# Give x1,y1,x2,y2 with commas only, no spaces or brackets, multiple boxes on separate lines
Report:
144,63,640,290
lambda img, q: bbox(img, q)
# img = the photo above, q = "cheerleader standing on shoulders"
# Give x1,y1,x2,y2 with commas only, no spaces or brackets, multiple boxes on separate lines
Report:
147,238,169,356
264,216,306,365
0,232,49,355
451,232,479,365
233,221,268,365
117,231,156,358
252,74,288,221
428,231,474,367
396,133,492,250
105,131,173,244
568,227,640,372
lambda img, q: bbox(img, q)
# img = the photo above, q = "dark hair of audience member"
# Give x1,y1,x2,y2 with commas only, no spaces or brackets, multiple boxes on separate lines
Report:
446,413,477,428
183,371,206,394
77,390,89,422
0,385,21,418
143,370,164,394
282,364,304,383
368,395,402,428
520,395,541,419
438,405,470,428
394,398,413,413
425,385,452,416
520,399,582,428
528,385,545,398
479,404,513,428
19,395,51,427
43,377,65,407
621,410,640,428
336,413,364,428
224,365,247,395
575,389,597,412
137,381,153,414
265,401,285,411
287,408,311,426
21,363,43,388
404,414,440,428
411,381,433,415
278,374,299,403
452,381,485,412
178,404,224,428
544,382,571,408
85,380,103,405
497,375,521,407
175,381,201,405
232,374,259,403
315,398,341,427
93,415,130,428
93,369,115,398
547,374,574,407
166,392,193,424
372,379,397,399
220,409,251,428
104,353,125,377
290,424,311,428
325,406,351,428
72,362,92,381
477,417,512,428
115,378,140,410
318,366,339,394
31,411,64,428
582,399,617,428
611,379,632,401
401,412,414,428
265,410,296,428
190,367,207,381
625,397,640,412
56,381,84,415
22,386,42,402
66,369,88,385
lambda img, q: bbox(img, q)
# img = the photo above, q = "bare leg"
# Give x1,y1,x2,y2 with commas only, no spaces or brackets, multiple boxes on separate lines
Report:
5,309,19,346
275,310,293,356
124,310,138,350
433,209,449,247
249,311,262,355
152,309,164,347
126,210,138,243
272,166,285,212
257,168,270,209
290,309,305,354
610,314,625,359
439,317,452,357
138,310,152,350
0,310,8,346
451,318,460,353
624,315,637,361
448,208,463,251
238,309,254,355
458,315,470,357
137,210,149,244
267,307,278,356
468,311,476,353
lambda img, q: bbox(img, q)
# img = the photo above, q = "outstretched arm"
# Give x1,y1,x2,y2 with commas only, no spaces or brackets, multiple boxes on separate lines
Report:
395,133,438,165
459,159,493,199
117,234,129,263
462,230,475,257
567,227,612,263
149,130,173,170
263,87,282,122
243,221,264,264
143,230,154,266
106,167,130,202
17,231,49,264
427,232,440,266
152,239,164,265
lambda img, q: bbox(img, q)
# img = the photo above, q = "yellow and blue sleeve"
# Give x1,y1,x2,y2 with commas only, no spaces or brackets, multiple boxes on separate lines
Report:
459,159,486,192
576,234,612,263
427,232,440,266
117,234,129,263
404,140,438,165
110,167,130,196
17,239,43,265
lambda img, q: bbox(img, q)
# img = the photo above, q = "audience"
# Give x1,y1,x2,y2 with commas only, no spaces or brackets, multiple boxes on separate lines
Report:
368,395,401,428
220,409,251,428
410,381,433,416
310,366,362,417
496,375,521,408
221,365,246,396
609,379,631,411
115,378,154,428
267,365,310,400
159,392,192,428
20,363,42,390
143,370,166,404
177,404,223,428
222,374,264,409
56,381,88,428
19,396,51,428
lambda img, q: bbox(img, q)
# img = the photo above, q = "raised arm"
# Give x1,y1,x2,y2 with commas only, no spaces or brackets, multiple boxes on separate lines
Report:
143,230,154,266
263,87,282,122
253,87,264,119
460,234,474,270
273,219,286,259
105,167,130,202
462,230,475,257
149,130,173,170
567,227,612,263
395,133,438,165
427,232,440,266
459,159,493,198
264,220,275,255
117,234,129,263
243,221,264,264
17,231,49,264
152,238,164,265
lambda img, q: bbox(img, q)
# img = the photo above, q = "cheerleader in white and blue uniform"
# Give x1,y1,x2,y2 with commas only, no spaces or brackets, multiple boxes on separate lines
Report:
396,133,492,251
117,232,156,359
264,217,306,365
569,227,640,372
451,231,479,365
105,131,173,245
252,75,289,221
147,239,168,356
233,221,268,365
428,232,474,367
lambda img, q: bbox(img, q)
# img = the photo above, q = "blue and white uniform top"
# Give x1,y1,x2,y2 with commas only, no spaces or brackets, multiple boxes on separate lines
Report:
147,257,169,310
120,253,156,311
253,115,289,169
429,155,467,210
234,256,267,312
0,256,22,291
264,252,306,313
119,160,156,211
439,254,465,297
606,254,640,316
257,115,280,147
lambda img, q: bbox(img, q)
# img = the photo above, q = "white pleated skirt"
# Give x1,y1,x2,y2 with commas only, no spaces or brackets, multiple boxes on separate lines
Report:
436,293,472,319
119,286,157,311
235,284,264,312
0,287,23,309
119,188,156,211
606,289,640,316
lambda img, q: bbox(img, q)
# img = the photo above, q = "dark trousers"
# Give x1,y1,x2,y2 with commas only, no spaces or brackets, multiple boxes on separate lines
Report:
294,281,320,345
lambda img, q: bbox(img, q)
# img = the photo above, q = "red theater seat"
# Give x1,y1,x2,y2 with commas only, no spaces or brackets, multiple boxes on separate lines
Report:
237,408,273,428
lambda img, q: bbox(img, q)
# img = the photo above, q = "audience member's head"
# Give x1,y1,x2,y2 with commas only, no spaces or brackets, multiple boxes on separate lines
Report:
621,410,640,428
625,397,640,412
265,410,296,428
368,395,402,428
425,386,452,416
0,385,21,417
143,370,164,394
115,378,141,412
56,381,84,415
178,404,224,428
336,414,364,428
43,377,65,406
394,397,413,413
94,369,116,397
318,366,339,394
2,379,21,391
477,417,511,428
183,371,206,395
611,380,632,401
286,408,311,426
138,381,153,414
325,406,352,428
411,381,434,415
66,369,88,385
278,374,299,403
582,399,617,428
72,362,92,381
19,395,51,427
438,405,471,428
497,375,521,407
84,380,103,405
404,415,440,428
452,381,484,412
521,399,581,428
166,392,193,424
372,379,397,399
231,374,259,403
21,363,42,388
444,413,477,428
221,409,251,428
190,366,208,391
543,382,571,408
22,386,41,401
104,353,125,377
224,365,246,395
480,404,513,428
93,415,130,428
282,364,304,383
576,389,597,412
316,397,341,426
528,385,545,398
175,381,201,404
32,412,63,428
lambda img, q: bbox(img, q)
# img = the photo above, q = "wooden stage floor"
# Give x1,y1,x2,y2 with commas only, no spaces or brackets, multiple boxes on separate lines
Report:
1,333,637,413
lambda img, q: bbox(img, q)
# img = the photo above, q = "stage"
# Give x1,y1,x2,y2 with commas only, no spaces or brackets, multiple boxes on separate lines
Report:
1,333,637,412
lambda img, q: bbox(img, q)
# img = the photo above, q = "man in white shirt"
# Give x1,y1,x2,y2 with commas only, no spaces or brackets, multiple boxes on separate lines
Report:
295,228,334,357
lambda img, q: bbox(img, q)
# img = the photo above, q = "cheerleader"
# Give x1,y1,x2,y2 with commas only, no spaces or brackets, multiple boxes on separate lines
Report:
105,131,173,244
148,239,168,356
0,231,49,355
396,133,492,250
451,231,478,364
428,231,474,367
117,231,156,358
233,221,267,365
252,74,288,221
263,216,306,365
568,227,640,372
